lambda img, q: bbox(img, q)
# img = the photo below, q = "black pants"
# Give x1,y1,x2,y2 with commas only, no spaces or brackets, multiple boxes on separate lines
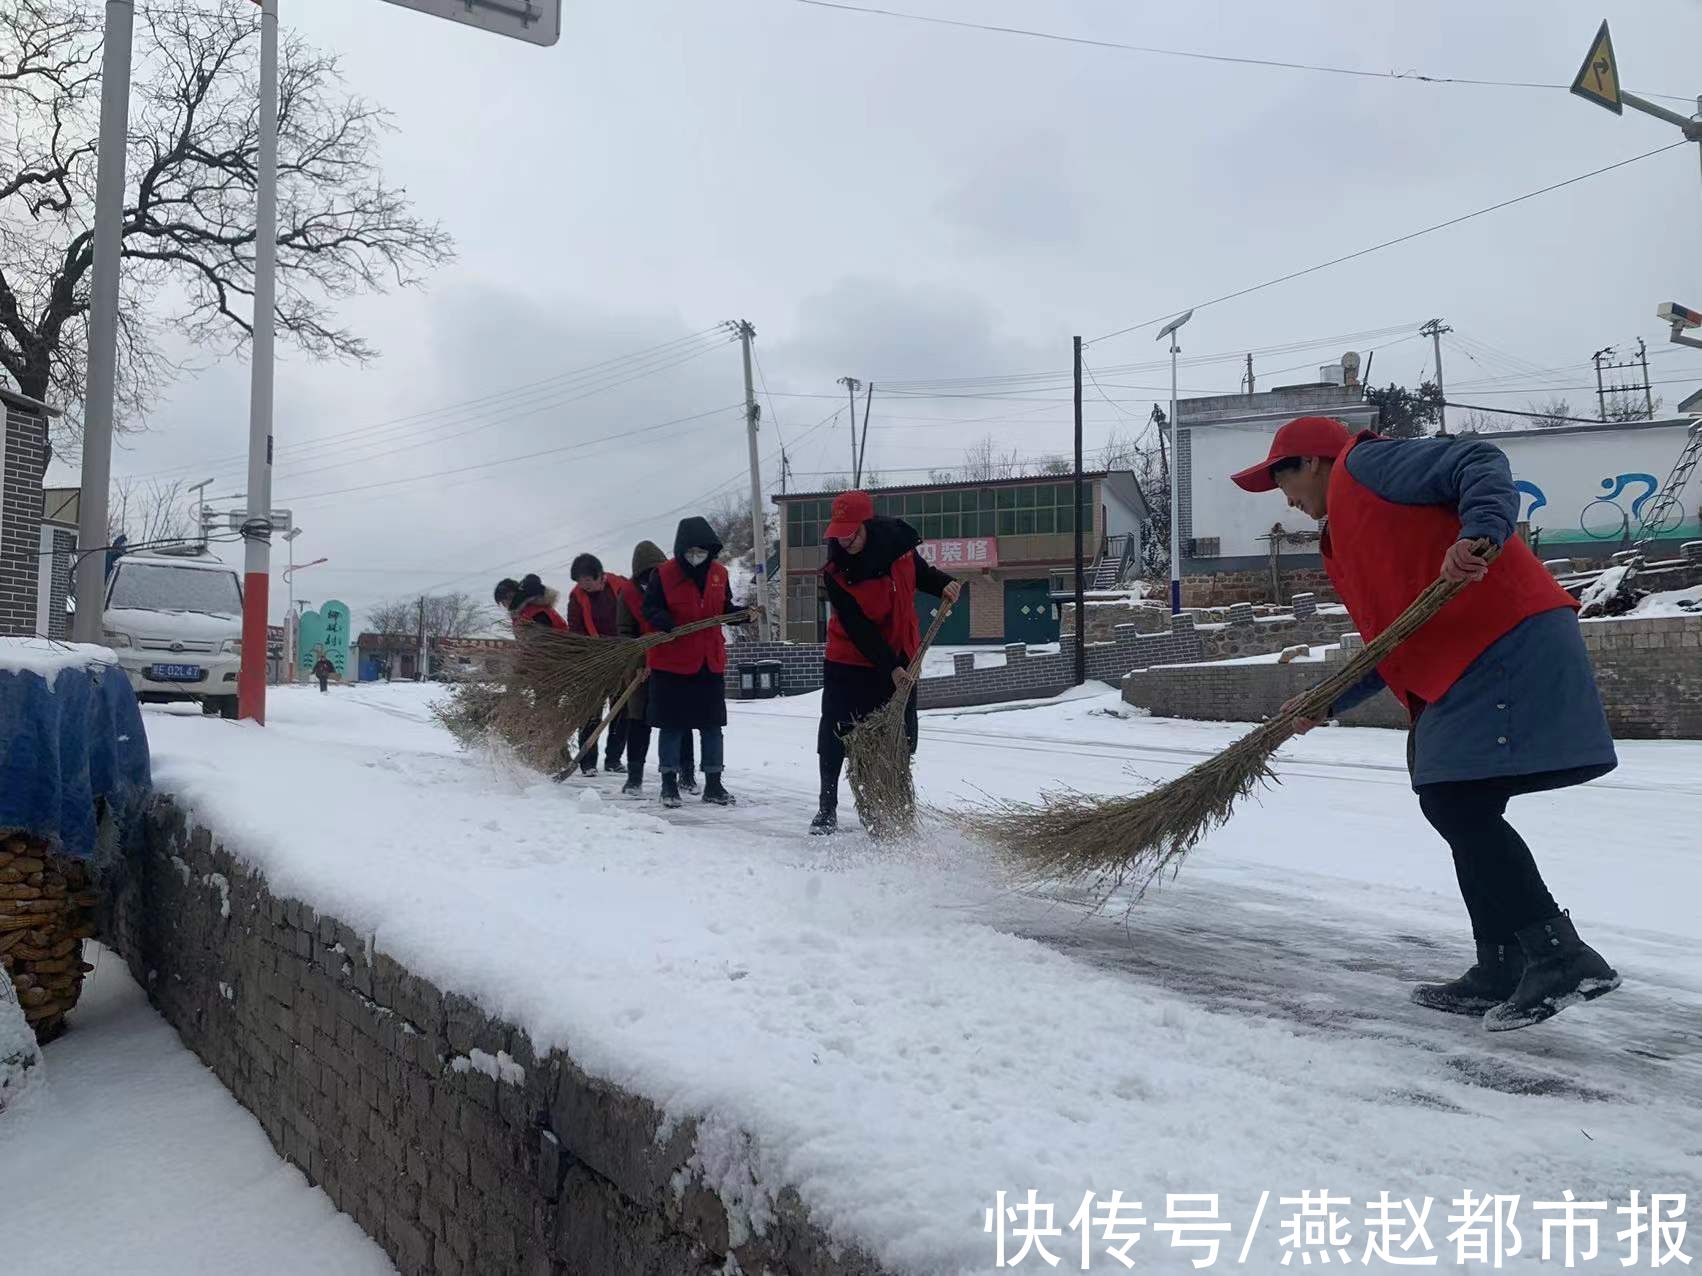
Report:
624,721,693,777
1416,779,1562,943
577,704,628,768
817,660,918,804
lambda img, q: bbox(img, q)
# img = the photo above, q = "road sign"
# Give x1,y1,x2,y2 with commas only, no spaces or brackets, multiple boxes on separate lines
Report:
1570,20,1622,115
378,0,560,47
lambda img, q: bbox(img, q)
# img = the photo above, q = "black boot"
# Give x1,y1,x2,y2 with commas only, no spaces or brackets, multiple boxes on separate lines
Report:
1411,940,1525,1016
679,771,700,795
702,775,735,806
621,760,644,797
604,753,624,774
809,803,837,835
1483,913,1621,1032
660,773,682,809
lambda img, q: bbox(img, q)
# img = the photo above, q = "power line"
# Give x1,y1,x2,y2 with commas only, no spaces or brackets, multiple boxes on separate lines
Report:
788,0,1696,104
1088,141,1689,347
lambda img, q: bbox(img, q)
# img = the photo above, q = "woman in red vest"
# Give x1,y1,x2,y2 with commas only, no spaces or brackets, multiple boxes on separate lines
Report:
641,516,757,809
495,574,567,632
1232,416,1620,1032
613,539,693,797
566,553,632,777
811,490,961,835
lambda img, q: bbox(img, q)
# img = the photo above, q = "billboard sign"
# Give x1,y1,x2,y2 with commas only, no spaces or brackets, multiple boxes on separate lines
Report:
378,0,561,47
919,537,1000,569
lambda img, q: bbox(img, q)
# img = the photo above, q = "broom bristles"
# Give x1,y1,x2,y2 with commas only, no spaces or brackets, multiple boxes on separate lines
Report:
959,542,1502,897
487,610,753,773
844,599,956,838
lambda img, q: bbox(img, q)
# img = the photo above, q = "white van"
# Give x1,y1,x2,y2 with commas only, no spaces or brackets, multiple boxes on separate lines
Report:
101,548,244,718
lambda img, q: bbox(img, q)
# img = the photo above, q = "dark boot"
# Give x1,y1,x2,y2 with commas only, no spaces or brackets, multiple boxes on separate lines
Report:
660,773,682,809
679,770,700,795
702,775,735,806
1411,940,1525,1016
809,804,837,835
621,760,644,797
1483,913,1621,1032
579,754,597,778
604,753,624,774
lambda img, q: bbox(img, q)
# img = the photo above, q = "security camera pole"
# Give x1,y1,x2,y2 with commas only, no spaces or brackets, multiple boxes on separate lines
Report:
1570,21,1702,217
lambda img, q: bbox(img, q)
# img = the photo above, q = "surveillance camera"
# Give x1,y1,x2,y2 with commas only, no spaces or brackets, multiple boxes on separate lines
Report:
1657,301,1702,329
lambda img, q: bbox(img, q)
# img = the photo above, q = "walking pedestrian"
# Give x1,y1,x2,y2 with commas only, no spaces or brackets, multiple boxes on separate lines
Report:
566,553,633,777
811,490,960,834
312,652,335,694
1232,416,1621,1031
614,541,693,796
641,517,757,809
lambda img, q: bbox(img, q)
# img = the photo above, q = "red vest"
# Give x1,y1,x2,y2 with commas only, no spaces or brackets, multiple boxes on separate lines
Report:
1322,432,1576,713
824,552,920,669
515,600,567,632
617,577,653,635
569,573,629,637
647,560,729,675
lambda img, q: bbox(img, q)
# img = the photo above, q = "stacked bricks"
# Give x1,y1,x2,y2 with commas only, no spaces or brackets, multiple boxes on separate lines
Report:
0,833,98,1042
102,799,891,1276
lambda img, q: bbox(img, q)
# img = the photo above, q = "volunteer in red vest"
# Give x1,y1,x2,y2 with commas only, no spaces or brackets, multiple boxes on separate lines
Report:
641,516,756,809
614,540,694,797
495,574,567,632
567,553,632,777
811,490,962,835
1232,416,1620,1031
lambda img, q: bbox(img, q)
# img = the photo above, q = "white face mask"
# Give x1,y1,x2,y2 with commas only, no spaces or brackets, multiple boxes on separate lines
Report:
684,549,710,567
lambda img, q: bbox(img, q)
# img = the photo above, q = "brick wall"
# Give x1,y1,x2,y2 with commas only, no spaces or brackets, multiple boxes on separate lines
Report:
723,638,826,698
1179,567,1339,608
1123,615,1702,740
1,404,49,637
103,799,890,1276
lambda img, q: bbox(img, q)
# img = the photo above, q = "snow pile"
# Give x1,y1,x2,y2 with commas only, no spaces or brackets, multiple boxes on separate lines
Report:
449,1047,525,1085
0,973,43,1115
1628,586,1701,618
128,682,1702,1274
0,637,118,685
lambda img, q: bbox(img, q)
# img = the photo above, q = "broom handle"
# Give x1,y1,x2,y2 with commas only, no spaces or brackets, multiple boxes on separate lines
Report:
638,608,757,649
899,594,957,685
572,668,649,769
1269,538,1502,742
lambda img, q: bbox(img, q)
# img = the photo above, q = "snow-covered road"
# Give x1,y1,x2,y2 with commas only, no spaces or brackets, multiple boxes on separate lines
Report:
14,681,1697,1274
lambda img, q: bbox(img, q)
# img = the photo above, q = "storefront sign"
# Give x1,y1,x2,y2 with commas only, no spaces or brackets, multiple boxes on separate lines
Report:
919,537,999,569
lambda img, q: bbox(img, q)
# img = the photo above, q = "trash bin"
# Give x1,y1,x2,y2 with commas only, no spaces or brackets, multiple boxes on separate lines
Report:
737,660,783,700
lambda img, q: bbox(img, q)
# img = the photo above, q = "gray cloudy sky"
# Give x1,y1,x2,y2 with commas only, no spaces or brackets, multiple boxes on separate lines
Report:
75,0,1702,625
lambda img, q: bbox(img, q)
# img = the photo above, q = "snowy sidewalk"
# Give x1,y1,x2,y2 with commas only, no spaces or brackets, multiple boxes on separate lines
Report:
48,683,1702,1273
0,945,392,1275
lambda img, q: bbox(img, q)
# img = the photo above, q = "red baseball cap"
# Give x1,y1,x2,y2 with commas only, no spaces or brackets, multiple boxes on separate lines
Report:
1229,416,1354,493
824,489,875,540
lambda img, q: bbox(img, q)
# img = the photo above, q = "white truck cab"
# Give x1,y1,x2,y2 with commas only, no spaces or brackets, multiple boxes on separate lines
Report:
101,548,244,717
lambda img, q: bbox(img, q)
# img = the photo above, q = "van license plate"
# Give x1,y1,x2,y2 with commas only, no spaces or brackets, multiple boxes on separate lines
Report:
150,663,203,682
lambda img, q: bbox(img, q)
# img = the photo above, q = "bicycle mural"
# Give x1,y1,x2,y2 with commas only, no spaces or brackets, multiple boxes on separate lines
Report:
1509,470,1688,545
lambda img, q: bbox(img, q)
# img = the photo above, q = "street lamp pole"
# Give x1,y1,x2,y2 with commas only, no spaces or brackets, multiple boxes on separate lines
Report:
282,526,301,680
1157,309,1194,615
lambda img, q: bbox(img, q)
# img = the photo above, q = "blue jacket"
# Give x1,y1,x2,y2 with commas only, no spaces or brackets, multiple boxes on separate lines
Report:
1327,437,1616,789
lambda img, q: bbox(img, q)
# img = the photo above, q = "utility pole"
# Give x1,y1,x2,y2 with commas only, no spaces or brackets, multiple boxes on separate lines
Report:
856,383,874,487
1072,337,1085,687
1639,336,1654,419
1420,318,1452,436
736,321,772,639
1156,310,1193,615
1593,346,1613,421
838,377,862,483
1242,353,1255,396
416,596,428,681
189,478,214,548
238,0,280,722
71,0,136,643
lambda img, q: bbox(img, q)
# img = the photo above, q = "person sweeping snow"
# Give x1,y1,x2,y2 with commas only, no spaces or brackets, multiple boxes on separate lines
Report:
566,554,631,777
613,540,693,797
811,490,961,835
1232,415,1621,1032
641,517,757,809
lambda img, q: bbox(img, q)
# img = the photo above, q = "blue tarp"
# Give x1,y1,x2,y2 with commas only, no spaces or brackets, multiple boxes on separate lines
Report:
0,649,152,861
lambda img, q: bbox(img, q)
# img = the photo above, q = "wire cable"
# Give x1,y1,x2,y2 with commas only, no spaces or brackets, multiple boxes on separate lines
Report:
1088,142,1688,347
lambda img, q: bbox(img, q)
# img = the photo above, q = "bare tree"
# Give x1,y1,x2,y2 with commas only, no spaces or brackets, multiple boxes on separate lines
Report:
960,434,1024,482
365,592,489,675
0,0,454,449
703,489,777,564
1525,397,1578,430
107,476,193,545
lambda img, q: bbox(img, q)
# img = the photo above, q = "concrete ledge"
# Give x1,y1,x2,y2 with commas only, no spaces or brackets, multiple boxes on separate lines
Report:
101,798,889,1276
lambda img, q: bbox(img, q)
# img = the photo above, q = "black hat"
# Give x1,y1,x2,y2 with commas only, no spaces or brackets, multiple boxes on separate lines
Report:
494,577,520,606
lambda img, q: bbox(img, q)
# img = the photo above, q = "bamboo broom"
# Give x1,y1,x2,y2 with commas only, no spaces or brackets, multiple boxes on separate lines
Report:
843,597,957,839
492,610,754,772
961,542,1500,901
552,669,649,782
